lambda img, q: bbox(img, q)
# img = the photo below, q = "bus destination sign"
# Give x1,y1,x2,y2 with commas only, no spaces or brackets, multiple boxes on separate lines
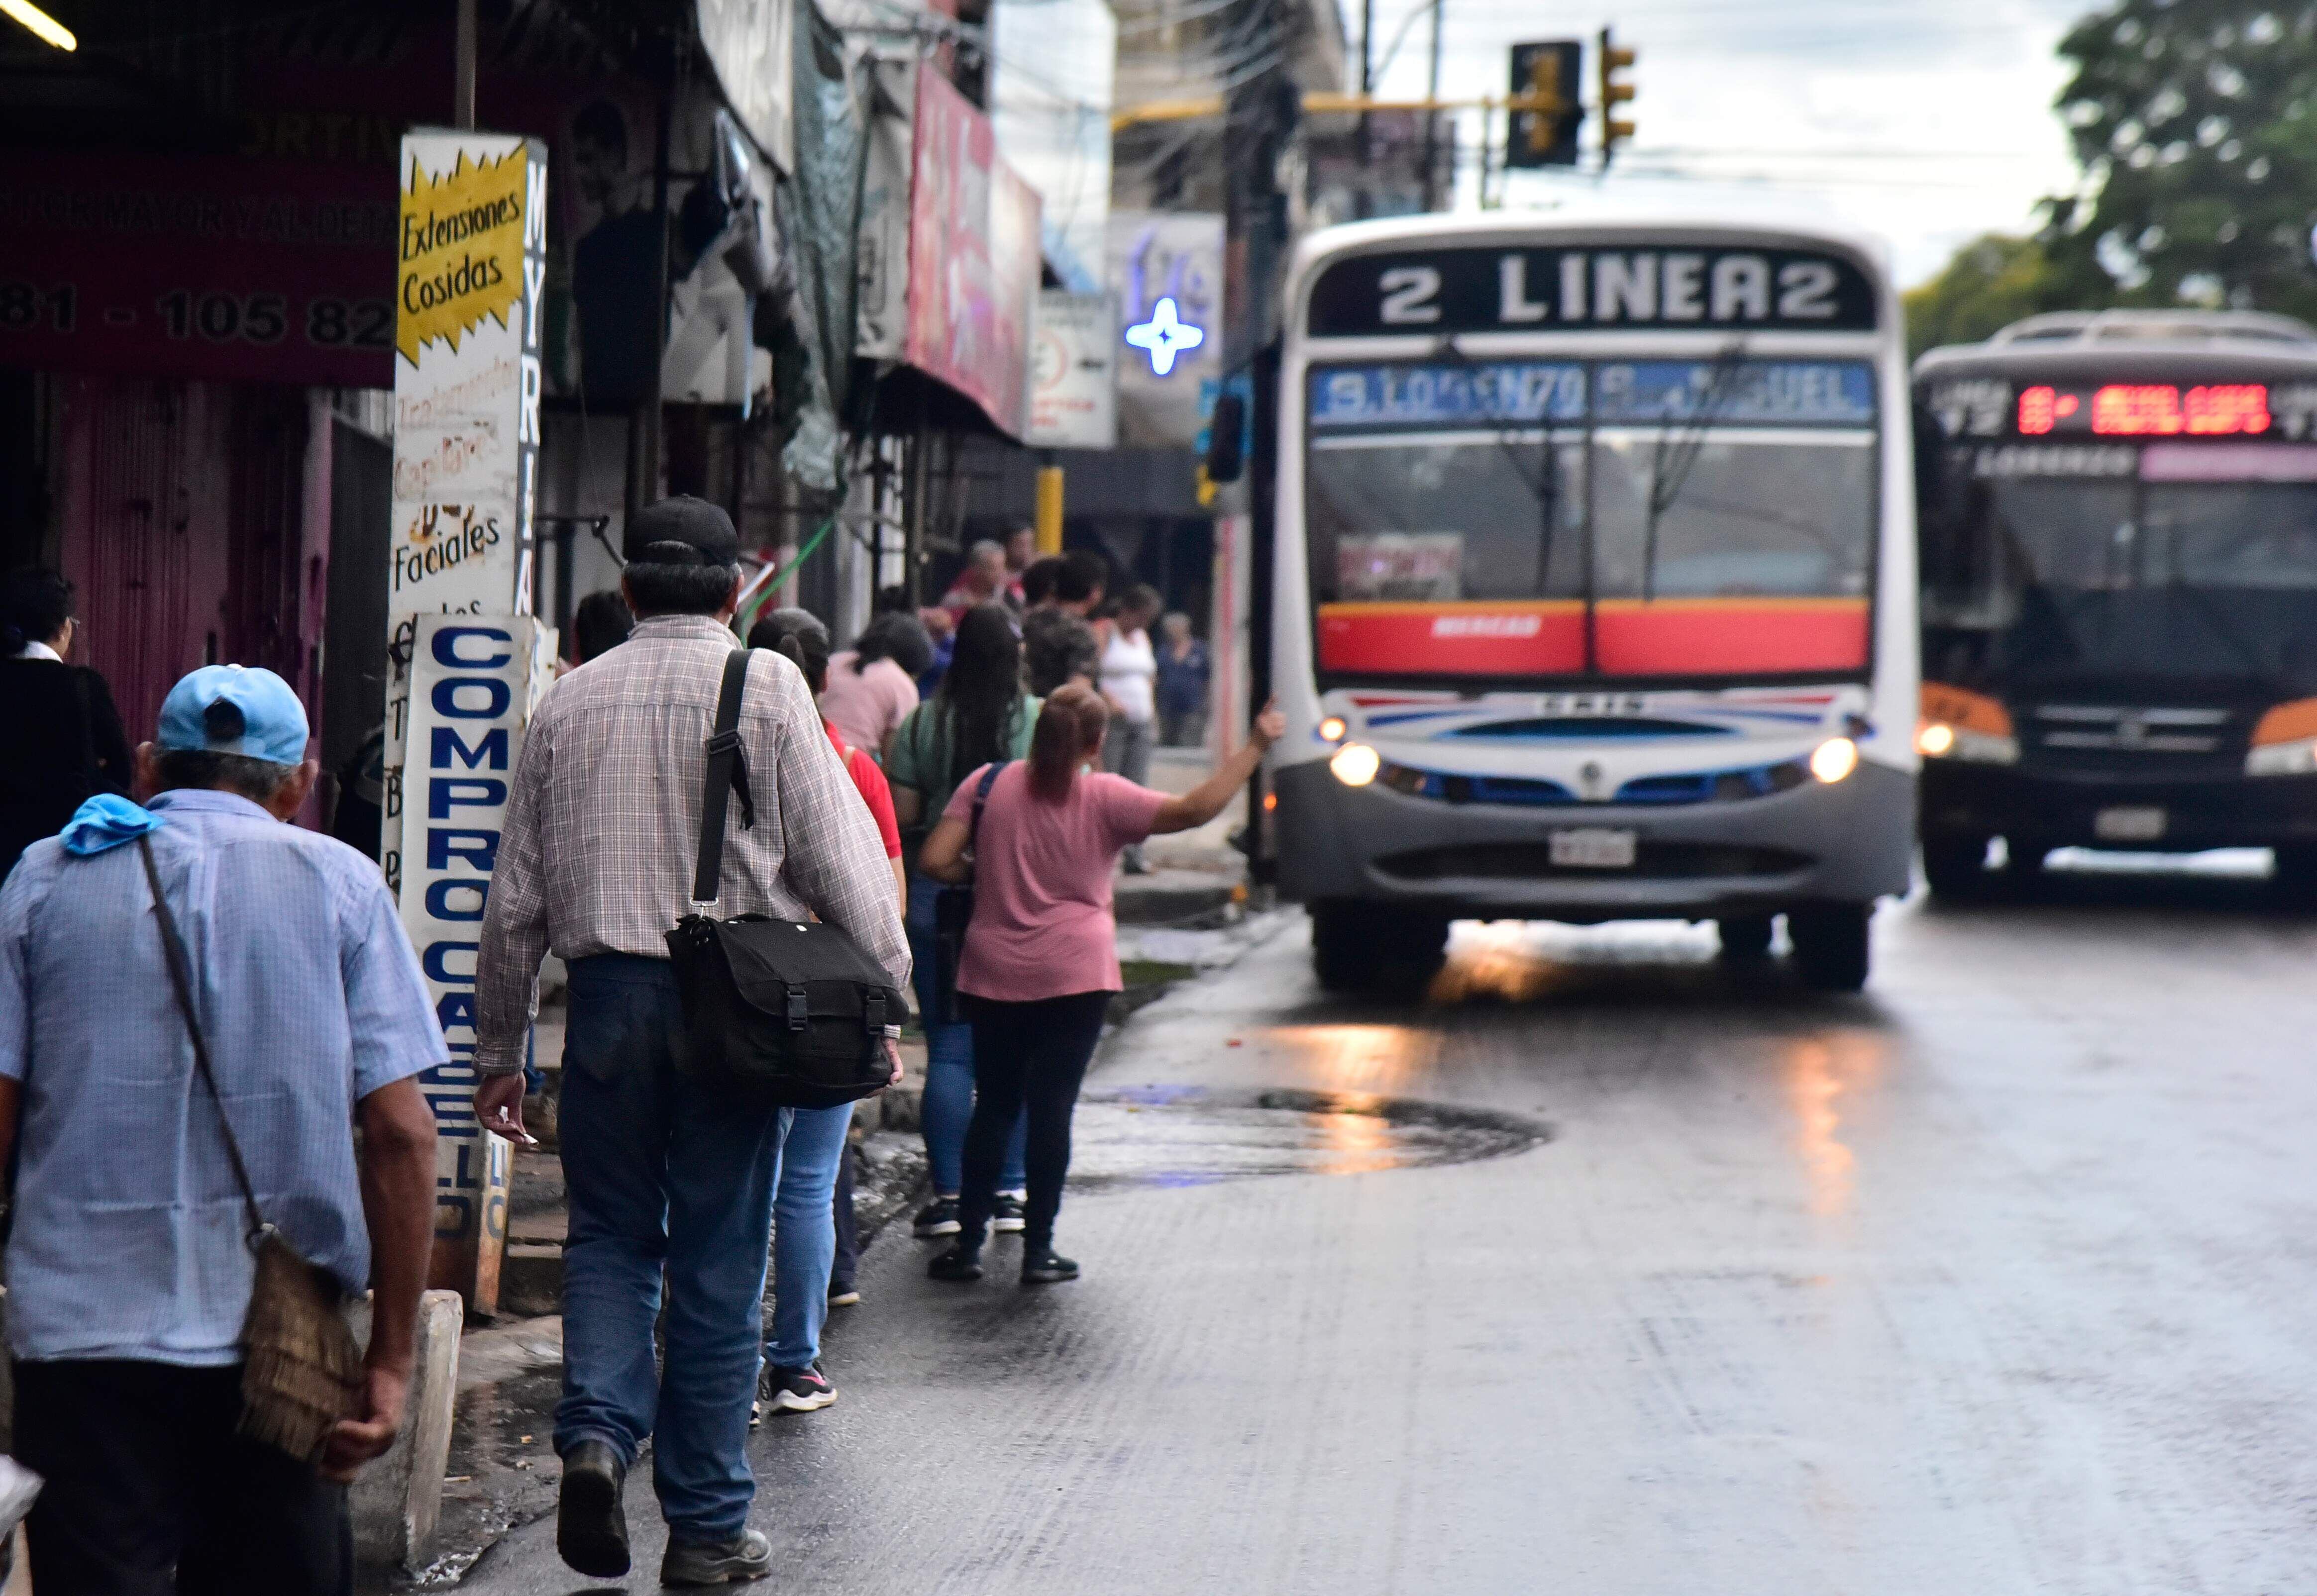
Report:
1308,361,1586,428
1924,374,2317,441
1307,358,1875,430
1306,245,1879,337
2017,382,2270,437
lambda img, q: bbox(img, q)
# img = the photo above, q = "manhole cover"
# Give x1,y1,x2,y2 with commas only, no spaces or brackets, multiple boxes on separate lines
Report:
1065,1087,1546,1191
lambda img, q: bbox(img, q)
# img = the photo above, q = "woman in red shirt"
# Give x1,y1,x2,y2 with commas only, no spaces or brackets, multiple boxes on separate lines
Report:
748,610,905,909
917,683,1283,1284
745,609,902,1348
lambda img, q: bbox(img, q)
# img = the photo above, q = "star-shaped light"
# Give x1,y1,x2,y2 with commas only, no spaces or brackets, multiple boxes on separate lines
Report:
1124,296,1204,377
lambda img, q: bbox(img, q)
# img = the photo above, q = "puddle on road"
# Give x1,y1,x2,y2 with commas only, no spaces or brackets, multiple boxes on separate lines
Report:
391,1088,1544,1589
1066,1087,1546,1191
390,1369,562,1591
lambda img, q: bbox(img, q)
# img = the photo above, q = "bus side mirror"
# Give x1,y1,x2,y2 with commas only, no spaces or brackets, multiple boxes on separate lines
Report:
1205,394,1247,484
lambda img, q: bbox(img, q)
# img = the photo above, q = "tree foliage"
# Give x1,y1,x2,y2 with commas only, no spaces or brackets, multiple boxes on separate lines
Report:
1903,235,2063,357
2044,2,2317,319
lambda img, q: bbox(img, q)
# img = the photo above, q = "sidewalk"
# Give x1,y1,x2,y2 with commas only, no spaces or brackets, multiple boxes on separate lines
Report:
409,746,1261,1580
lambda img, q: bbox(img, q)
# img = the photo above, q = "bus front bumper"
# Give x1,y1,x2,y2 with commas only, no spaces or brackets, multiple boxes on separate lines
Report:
1922,762,2317,853
1271,758,1915,923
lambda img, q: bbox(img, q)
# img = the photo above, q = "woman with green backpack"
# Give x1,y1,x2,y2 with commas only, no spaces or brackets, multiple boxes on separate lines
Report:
883,604,1039,1238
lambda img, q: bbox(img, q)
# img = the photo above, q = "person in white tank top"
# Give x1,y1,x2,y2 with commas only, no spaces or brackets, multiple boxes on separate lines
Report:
1097,585,1161,874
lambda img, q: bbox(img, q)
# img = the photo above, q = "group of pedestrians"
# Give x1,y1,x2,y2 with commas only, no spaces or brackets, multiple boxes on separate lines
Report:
0,498,1256,1591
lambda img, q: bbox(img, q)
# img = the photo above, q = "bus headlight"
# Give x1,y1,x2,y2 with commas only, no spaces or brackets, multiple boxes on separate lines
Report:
1330,742,1380,787
1810,737,1860,785
2247,737,2317,777
1914,720,2019,764
1918,684,2018,764
1318,716,1347,743
2248,699,2317,776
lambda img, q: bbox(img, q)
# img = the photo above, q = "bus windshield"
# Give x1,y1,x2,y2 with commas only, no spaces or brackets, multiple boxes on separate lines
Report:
1309,434,1586,602
1589,433,1874,599
1305,357,1879,681
1922,445,2317,685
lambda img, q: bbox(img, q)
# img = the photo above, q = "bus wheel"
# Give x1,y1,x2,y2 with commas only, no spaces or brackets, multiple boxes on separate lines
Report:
2272,847,2317,898
1716,915,1775,960
1311,902,1375,991
1789,904,1870,992
2004,839,2051,877
1921,834,1990,899
1311,903,1447,995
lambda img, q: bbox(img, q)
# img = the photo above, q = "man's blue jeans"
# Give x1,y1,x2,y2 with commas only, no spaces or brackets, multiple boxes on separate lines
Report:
554,955,784,1542
765,1102,850,1371
906,877,1024,1195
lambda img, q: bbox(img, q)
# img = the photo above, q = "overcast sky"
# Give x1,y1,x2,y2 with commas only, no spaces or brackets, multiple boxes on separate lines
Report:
1367,0,2096,286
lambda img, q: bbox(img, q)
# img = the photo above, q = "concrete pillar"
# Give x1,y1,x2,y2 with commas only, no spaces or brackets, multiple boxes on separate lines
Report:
349,1290,465,1572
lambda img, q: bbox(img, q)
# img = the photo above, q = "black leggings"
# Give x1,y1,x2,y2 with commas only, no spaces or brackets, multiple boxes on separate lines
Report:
956,990,1111,1250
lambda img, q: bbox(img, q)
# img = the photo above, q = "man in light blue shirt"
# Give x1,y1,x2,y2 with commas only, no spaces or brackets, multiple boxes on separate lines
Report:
0,665,443,1596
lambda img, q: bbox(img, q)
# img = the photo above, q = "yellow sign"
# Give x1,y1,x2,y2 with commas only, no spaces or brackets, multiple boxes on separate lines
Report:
396,145,528,365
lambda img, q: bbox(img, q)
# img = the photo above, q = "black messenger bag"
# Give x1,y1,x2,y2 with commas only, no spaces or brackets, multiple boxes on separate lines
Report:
665,650,905,1108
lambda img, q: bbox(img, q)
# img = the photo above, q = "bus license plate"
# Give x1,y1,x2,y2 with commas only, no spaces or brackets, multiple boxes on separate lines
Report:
2094,805,2167,842
1551,828,1638,869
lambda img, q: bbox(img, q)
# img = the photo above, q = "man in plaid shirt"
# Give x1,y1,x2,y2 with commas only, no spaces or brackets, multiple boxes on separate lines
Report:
473,497,907,1588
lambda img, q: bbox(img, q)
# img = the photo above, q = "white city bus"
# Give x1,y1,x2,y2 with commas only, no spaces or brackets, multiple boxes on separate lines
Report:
1266,212,1918,992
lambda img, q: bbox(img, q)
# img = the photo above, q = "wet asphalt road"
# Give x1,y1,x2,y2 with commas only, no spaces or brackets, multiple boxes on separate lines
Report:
459,858,2317,1595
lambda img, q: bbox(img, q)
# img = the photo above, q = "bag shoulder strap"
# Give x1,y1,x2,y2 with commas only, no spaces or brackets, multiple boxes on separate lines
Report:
691,650,758,910
139,836,265,1245
967,760,1007,854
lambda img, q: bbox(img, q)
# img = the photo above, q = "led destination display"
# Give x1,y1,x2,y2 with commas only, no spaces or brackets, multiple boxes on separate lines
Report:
2015,382,2271,437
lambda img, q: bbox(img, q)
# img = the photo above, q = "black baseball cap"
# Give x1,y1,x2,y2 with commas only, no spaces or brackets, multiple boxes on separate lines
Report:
625,495,740,567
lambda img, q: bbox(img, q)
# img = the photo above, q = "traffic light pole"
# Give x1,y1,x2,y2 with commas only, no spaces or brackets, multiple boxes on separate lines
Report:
1421,0,1443,208
1221,0,1295,755
1357,0,1373,217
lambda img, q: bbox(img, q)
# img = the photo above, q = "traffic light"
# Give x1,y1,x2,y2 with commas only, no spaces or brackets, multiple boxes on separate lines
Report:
1598,27,1637,166
1506,40,1582,169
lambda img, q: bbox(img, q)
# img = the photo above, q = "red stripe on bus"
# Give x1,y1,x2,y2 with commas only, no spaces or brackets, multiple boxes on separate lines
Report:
1315,599,1869,677
1316,603,1585,675
1593,599,1870,675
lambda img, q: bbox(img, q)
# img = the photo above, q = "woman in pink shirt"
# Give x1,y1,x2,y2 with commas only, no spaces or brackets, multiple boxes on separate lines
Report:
918,683,1284,1284
820,613,927,757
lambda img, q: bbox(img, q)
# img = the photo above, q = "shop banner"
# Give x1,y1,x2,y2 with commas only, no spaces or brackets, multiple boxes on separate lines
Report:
1028,291,1117,448
904,63,1041,438
385,129,548,1313
385,130,547,860
0,153,396,387
398,615,556,1312
1109,211,1224,447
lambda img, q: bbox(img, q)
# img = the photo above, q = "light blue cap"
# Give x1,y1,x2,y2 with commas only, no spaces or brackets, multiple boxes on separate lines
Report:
157,665,310,767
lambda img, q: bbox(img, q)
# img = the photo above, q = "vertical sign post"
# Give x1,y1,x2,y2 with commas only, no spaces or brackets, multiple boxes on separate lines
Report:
387,128,549,1314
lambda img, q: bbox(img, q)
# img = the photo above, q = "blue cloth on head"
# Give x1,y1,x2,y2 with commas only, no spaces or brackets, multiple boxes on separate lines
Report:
58,794,162,857
158,665,310,766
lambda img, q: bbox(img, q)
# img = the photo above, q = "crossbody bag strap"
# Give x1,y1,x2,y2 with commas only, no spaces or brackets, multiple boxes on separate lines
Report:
967,760,1006,857
139,835,266,1245
691,649,757,910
